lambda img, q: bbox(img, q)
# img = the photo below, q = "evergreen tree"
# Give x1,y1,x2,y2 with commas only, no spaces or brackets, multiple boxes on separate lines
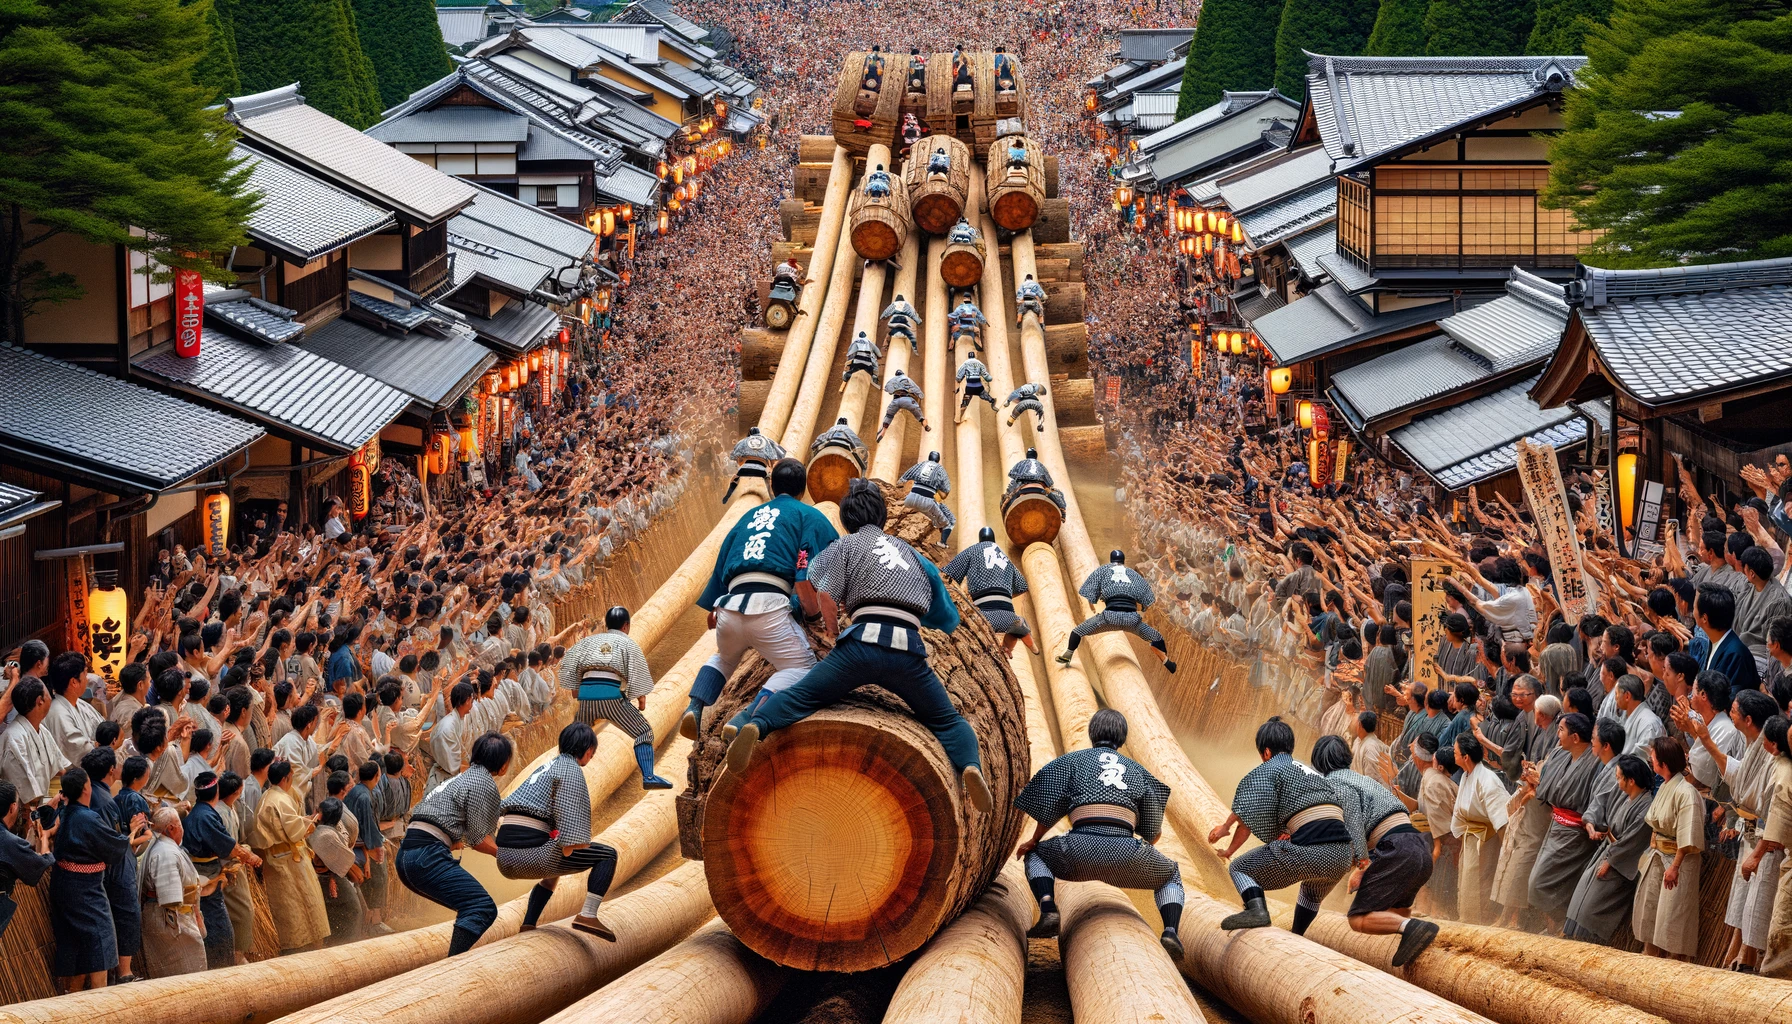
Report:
352,0,453,110
1365,0,1430,54
1525,0,1612,53
189,0,239,100
1177,0,1287,118
1424,0,1537,54
0,0,258,343
232,0,383,127
1274,0,1380,96
1544,0,1792,265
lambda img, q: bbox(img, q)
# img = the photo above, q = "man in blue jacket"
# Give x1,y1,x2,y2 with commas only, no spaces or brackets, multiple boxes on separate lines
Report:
683,459,840,740
1696,584,1759,691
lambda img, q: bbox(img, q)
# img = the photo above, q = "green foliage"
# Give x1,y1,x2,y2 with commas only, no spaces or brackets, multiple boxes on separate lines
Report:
0,0,258,341
1365,0,1431,53
1526,0,1612,52
1178,0,1287,117
1275,0,1380,96
352,0,453,109
231,0,383,127
1544,0,1792,265
189,0,240,100
1424,0,1537,54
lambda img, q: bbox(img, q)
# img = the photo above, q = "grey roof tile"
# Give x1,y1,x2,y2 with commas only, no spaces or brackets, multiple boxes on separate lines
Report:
462,297,561,353
236,147,394,261
0,343,263,491
1304,54,1585,169
596,161,661,206
1328,333,1488,424
1427,415,1590,489
1437,267,1568,371
1216,146,1334,214
1284,224,1337,279
349,291,439,330
1317,251,1378,293
1235,289,1286,323
207,299,306,344
1251,281,1450,365
1237,180,1336,246
1387,373,1586,486
457,185,597,263
1119,28,1195,61
365,106,530,143
133,328,411,453
301,317,495,408
227,86,476,224
1106,58,1185,100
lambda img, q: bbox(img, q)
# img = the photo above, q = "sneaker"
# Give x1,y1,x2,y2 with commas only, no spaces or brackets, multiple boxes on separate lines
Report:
571,914,616,942
961,765,994,812
1036,423,1044,432
642,774,674,790
679,708,702,741
1026,907,1060,939
1220,897,1270,931
1390,919,1439,967
1054,651,1072,665
1160,928,1184,960
725,722,761,774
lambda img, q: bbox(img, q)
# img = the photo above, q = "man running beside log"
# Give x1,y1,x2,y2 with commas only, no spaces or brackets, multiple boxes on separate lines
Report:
396,732,510,957
1015,709,1185,959
559,609,672,790
722,427,786,505
944,527,1037,657
722,478,993,812
686,458,838,739
496,722,618,940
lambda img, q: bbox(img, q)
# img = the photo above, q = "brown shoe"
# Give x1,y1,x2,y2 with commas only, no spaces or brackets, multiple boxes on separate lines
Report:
571,914,616,942
961,765,994,813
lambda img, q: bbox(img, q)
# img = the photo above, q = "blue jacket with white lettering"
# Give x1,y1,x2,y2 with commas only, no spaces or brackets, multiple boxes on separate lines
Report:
697,494,840,612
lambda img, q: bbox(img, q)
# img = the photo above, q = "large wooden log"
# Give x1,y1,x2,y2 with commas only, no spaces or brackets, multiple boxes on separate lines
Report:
832,50,909,157
1059,881,1209,1024
881,862,1032,1024
848,150,911,261
799,135,838,164
782,153,876,456
678,504,1031,973
736,379,771,428
952,164,1000,549
919,234,951,469
1057,424,1109,464
985,135,1046,232
539,921,786,1024
940,233,986,289
263,864,715,1024
1042,280,1085,325
760,146,853,444
1052,376,1096,426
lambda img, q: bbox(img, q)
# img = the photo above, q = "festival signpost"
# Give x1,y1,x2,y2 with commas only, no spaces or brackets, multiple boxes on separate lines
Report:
1516,440,1597,624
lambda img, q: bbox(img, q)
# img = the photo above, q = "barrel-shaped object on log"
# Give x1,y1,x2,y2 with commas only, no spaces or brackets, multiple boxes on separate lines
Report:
1002,488,1062,546
940,234,986,289
984,136,1045,232
680,502,1030,973
832,51,909,157
805,444,865,506
848,171,912,262
904,135,971,236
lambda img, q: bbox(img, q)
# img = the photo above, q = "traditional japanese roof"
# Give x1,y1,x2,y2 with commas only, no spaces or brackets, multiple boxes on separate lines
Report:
461,296,562,354
597,161,661,206
1317,252,1378,294
1216,146,1334,214
1237,179,1336,247
1438,267,1569,370
1251,281,1450,365
373,63,629,172
0,482,60,531
1,344,263,492
133,329,411,454
206,297,307,344
1283,224,1338,280
446,188,595,300
1104,58,1186,102
1303,54,1585,170
1132,92,1181,131
436,5,493,49
235,147,394,262
612,0,709,44
1328,333,1491,428
1536,257,1792,408
1388,375,1592,490
302,316,496,410
365,106,531,144
1118,28,1196,61
1235,289,1287,323
227,85,476,225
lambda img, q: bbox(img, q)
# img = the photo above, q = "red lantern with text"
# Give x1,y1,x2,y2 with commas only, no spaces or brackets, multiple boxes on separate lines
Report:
348,462,370,519
202,491,230,559
174,268,205,358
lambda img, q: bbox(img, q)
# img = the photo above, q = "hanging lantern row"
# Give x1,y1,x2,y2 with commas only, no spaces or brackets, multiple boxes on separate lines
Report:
1211,330,1256,355
1268,366,1292,394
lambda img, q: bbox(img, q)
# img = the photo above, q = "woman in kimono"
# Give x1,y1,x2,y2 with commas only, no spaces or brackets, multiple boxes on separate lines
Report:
1633,736,1705,959
251,759,330,952
1564,754,1657,943
48,768,134,991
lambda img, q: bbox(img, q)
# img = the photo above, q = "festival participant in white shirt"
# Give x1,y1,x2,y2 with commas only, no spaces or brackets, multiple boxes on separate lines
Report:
428,682,475,791
43,653,103,765
0,679,68,807
1451,733,1510,926
272,705,322,794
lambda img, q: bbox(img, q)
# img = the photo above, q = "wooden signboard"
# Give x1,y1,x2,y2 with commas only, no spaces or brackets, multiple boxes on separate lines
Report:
1516,439,1596,624
1410,557,1452,693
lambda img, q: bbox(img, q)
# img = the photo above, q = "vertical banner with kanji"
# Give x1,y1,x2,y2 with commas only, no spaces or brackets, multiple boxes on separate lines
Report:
1104,377,1120,408
1410,557,1451,692
64,558,92,661
1633,479,1666,561
1516,439,1597,624
174,268,205,357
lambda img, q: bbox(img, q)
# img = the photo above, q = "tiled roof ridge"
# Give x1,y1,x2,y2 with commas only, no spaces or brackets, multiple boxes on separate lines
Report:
1572,256,1792,308
226,84,305,122
1505,266,1571,316
1303,53,1587,76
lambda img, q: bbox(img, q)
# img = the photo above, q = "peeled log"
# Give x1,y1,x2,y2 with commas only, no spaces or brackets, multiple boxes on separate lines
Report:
680,504,1031,972
1057,424,1109,464
881,861,1032,1024
1058,881,1209,1024
1002,490,1063,547
1052,376,1096,426
1302,915,1670,1024
540,920,786,1024
799,134,838,164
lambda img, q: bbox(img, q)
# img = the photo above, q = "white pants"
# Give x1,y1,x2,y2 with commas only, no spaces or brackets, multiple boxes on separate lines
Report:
706,607,816,694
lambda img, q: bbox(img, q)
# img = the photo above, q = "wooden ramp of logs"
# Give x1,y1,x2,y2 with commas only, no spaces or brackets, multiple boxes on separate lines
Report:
30,112,1792,1024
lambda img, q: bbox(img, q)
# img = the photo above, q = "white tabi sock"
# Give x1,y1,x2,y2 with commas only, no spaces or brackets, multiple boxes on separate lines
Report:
582,893,604,918
1397,918,1411,933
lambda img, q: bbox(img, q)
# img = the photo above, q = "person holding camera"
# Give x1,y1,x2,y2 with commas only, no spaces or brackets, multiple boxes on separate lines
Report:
0,780,55,942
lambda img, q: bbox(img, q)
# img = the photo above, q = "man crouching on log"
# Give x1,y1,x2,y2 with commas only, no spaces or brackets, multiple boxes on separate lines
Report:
1015,709,1186,959
496,722,619,940
722,478,994,813
1208,717,1363,938
685,458,839,739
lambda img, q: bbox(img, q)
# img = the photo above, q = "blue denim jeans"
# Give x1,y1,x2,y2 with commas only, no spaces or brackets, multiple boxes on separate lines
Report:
396,837,497,955
743,636,981,772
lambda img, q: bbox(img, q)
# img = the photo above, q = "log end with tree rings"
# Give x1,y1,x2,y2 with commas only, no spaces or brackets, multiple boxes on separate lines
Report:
683,502,1032,973
940,237,986,288
904,135,971,236
985,136,1044,232
805,446,864,506
848,174,912,262
1002,489,1062,546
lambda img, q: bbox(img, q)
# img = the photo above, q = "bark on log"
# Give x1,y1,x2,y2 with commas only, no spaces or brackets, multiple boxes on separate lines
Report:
1042,281,1085,326
800,135,838,164
741,328,781,380
1042,322,1089,373
1032,242,1082,275
679,503,1032,972
1058,881,1210,1024
539,920,786,1024
796,162,833,204
881,861,1032,1024
262,864,714,1024
1052,376,1096,426
1032,197,1071,245
736,379,771,429
1303,915,1672,1024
